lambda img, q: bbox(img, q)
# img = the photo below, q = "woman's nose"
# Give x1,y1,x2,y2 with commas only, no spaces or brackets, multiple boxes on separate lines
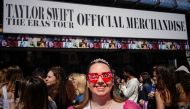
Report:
45,78,48,81
97,76,104,83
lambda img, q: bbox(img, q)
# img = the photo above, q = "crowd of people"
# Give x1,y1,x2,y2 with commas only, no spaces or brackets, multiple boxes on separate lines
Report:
0,58,190,109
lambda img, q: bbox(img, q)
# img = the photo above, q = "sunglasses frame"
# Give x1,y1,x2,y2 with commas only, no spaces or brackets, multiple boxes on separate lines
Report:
87,72,113,83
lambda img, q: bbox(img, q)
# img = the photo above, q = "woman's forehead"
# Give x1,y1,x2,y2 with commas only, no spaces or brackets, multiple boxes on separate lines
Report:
89,63,110,72
47,71,54,76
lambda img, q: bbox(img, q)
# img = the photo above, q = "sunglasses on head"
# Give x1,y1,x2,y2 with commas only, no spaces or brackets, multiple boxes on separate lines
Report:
87,72,113,84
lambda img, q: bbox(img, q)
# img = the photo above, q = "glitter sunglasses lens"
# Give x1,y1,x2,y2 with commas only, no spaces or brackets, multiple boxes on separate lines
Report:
101,72,112,82
88,73,98,83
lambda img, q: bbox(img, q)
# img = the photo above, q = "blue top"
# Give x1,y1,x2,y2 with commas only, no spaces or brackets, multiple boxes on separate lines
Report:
75,94,84,104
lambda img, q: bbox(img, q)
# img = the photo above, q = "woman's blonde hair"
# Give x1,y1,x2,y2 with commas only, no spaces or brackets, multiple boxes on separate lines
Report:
70,73,86,94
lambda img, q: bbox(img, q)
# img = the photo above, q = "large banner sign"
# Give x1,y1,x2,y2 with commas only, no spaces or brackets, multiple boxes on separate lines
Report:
3,0,188,40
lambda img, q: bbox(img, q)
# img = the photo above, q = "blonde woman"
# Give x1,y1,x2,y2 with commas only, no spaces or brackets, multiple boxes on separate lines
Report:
69,73,86,104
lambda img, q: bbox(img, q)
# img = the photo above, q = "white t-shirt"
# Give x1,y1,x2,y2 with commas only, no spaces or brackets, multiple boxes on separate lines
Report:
120,78,139,103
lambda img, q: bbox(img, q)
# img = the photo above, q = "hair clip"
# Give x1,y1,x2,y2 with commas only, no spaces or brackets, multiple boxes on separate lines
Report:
91,58,109,66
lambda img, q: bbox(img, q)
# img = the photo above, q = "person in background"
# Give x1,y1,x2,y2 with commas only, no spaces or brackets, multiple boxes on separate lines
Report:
146,66,158,109
175,65,190,108
15,76,52,109
114,73,126,99
154,65,178,109
0,68,8,86
65,79,77,106
120,65,139,103
138,72,154,109
69,73,86,104
0,68,8,109
69,58,141,109
5,65,23,98
150,66,157,86
31,67,57,109
32,67,47,81
178,73,190,109
0,65,23,109
45,66,76,109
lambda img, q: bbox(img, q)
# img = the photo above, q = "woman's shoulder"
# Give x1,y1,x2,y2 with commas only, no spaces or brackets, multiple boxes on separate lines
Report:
48,100,57,109
111,101,124,109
